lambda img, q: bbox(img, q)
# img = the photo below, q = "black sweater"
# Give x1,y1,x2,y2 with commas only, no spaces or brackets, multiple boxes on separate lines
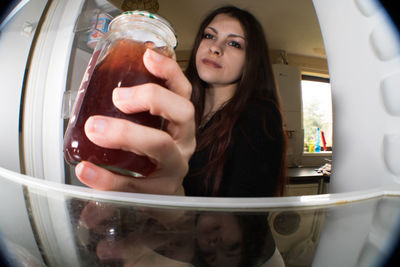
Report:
183,101,285,197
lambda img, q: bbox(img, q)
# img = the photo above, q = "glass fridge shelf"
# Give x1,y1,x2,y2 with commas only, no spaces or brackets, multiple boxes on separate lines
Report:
1,166,400,267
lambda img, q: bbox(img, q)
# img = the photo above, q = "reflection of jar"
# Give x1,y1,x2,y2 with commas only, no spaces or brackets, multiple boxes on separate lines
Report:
63,11,177,177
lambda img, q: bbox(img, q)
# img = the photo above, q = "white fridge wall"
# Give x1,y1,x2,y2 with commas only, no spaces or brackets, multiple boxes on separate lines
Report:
22,0,85,182
0,2,50,266
1,1,85,266
0,177,43,265
0,0,47,172
19,0,86,265
313,0,400,193
311,0,400,266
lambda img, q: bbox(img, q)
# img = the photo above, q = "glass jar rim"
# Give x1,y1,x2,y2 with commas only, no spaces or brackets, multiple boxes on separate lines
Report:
108,10,177,48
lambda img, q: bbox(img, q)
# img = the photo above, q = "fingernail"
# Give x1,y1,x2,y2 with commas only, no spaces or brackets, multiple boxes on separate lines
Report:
145,48,163,62
76,163,97,181
114,87,132,100
86,117,107,134
97,240,122,260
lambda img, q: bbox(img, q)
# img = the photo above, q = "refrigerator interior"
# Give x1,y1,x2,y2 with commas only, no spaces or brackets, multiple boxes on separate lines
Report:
1,0,400,266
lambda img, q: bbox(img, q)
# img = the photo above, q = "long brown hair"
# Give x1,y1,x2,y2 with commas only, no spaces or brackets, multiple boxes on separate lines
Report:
185,6,287,196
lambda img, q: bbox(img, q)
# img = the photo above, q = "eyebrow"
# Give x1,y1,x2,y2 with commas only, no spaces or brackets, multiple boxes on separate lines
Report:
206,26,246,40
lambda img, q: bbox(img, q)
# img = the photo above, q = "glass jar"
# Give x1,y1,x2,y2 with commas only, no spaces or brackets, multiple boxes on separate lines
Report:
63,11,177,177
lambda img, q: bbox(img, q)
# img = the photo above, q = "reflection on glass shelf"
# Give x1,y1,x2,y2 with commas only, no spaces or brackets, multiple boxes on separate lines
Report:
69,200,283,266
0,167,400,267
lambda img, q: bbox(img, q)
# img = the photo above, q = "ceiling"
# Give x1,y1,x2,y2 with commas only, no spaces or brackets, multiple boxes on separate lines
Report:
157,0,326,59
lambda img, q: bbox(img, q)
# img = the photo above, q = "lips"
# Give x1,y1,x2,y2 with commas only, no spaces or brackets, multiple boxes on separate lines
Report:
202,58,222,68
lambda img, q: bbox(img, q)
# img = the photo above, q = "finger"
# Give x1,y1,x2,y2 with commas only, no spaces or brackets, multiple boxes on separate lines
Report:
119,170,186,195
96,238,124,261
112,85,196,160
76,161,140,192
76,160,186,195
79,201,118,229
113,84,195,129
84,116,186,166
96,233,162,262
143,48,192,99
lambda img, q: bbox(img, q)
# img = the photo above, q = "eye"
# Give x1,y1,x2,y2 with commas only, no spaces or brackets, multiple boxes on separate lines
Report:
228,41,242,49
203,33,214,39
228,242,242,252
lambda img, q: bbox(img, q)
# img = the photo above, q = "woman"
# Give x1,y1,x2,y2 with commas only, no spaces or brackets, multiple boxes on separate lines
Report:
74,5,287,197
184,6,287,197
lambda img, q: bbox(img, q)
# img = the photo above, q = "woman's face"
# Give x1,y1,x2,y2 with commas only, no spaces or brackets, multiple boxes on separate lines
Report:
195,14,246,87
196,214,243,267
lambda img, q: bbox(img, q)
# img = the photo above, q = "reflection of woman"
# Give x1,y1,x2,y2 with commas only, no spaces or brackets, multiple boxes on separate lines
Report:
75,5,287,198
194,213,284,267
76,202,283,266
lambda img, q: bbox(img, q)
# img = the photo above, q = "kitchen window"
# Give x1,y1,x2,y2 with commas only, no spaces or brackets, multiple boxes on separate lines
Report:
301,75,332,153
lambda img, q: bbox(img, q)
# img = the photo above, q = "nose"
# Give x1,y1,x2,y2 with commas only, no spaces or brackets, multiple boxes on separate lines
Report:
207,236,219,247
209,45,222,56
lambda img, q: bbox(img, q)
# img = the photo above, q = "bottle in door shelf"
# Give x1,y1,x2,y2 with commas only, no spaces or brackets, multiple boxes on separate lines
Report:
87,11,112,50
63,11,177,178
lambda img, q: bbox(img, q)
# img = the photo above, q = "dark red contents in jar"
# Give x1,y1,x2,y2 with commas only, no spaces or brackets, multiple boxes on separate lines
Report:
63,39,168,177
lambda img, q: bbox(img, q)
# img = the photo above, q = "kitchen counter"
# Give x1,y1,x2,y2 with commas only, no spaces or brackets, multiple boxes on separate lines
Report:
288,167,330,194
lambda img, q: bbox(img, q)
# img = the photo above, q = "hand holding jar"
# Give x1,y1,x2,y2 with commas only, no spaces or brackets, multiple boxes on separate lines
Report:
63,11,195,195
